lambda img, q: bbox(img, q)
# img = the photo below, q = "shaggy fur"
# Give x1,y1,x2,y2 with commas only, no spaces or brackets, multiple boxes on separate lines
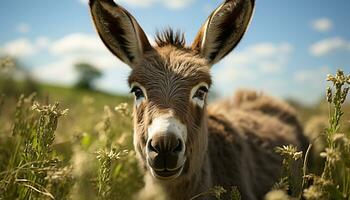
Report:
89,0,308,199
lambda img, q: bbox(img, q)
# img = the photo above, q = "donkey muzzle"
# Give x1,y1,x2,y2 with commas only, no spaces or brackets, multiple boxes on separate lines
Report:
146,114,187,179
147,133,185,179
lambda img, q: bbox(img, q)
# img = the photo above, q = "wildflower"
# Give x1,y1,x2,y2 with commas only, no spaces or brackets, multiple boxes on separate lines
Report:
336,70,346,84
230,186,241,200
209,186,227,199
303,185,323,200
96,148,129,199
32,101,69,116
275,145,303,161
320,148,341,165
326,74,336,82
265,190,290,200
95,106,114,145
0,57,15,70
115,103,130,117
190,186,227,200
332,133,347,143
327,69,348,89
272,176,289,191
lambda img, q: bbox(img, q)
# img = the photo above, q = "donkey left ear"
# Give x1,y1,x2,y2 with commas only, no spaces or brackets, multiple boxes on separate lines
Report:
89,0,153,68
191,0,255,66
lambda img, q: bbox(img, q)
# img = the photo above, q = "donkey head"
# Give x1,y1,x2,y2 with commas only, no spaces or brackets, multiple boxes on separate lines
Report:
90,0,254,180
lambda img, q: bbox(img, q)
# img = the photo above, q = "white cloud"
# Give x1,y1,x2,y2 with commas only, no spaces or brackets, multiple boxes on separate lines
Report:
31,58,79,85
162,0,195,9
32,32,130,92
309,37,350,56
35,37,50,48
219,42,293,77
50,33,103,56
0,37,51,58
32,56,130,92
0,38,37,57
79,0,195,10
291,66,331,104
49,33,128,70
118,0,155,7
311,18,333,32
294,66,330,83
212,42,293,100
16,23,31,34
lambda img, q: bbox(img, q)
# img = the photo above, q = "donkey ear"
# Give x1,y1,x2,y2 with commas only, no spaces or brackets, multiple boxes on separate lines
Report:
89,0,153,67
191,0,255,66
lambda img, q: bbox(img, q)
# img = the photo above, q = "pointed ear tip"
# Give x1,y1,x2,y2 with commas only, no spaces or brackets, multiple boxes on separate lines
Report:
226,0,255,4
89,0,95,6
89,0,119,9
251,0,255,7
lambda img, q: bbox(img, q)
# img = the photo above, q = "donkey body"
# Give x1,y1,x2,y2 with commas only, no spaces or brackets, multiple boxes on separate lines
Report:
89,0,307,199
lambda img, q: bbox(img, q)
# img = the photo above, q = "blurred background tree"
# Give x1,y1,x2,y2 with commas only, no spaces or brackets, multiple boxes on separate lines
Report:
74,62,102,90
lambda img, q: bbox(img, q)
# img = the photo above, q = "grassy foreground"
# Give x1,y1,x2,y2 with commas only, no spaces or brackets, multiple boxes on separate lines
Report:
0,84,141,200
0,70,349,200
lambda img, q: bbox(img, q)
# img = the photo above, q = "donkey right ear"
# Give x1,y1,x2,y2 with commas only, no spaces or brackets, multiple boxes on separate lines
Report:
89,0,153,67
191,0,255,66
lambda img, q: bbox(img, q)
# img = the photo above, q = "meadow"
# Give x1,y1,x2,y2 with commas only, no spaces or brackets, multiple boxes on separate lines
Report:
0,59,349,199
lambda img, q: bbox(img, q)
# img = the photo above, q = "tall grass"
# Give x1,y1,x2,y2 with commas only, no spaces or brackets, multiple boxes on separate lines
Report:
0,94,141,199
0,65,349,200
267,69,350,200
0,94,71,199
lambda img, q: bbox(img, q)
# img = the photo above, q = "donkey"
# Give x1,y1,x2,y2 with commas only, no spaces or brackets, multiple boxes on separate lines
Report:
89,0,308,199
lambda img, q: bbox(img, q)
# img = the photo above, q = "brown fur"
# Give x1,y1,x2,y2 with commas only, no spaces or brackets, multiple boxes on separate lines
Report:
130,47,307,200
89,0,308,199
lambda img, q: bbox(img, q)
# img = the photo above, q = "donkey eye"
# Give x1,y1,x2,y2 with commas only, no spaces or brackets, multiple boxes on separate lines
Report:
131,86,145,100
193,86,208,100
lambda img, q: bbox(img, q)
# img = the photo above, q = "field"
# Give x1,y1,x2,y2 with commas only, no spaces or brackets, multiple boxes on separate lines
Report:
0,69,350,200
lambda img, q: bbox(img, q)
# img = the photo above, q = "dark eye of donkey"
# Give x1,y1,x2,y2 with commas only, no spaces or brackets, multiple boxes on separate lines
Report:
193,86,208,100
131,86,145,100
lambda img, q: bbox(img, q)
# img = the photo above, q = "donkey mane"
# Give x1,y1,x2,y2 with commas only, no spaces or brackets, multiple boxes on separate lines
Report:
155,28,187,49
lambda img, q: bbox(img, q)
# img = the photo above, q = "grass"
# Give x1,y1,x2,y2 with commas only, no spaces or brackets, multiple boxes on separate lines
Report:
0,75,141,199
266,70,350,200
0,61,349,199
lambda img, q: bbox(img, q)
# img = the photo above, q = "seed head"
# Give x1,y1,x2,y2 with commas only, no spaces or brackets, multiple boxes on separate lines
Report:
265,190,290,200
275,145,303,160
209,186,227,199
326,74,336,83
303,185,323,200
340,87,349,103
326,86,332,103
320,148,341,165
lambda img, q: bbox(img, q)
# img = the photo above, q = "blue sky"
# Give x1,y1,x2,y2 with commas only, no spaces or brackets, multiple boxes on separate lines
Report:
0,0,349,104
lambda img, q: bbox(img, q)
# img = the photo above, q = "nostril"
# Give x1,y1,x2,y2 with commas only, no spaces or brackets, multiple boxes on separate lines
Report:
173,139,183,153
148,139,158,153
